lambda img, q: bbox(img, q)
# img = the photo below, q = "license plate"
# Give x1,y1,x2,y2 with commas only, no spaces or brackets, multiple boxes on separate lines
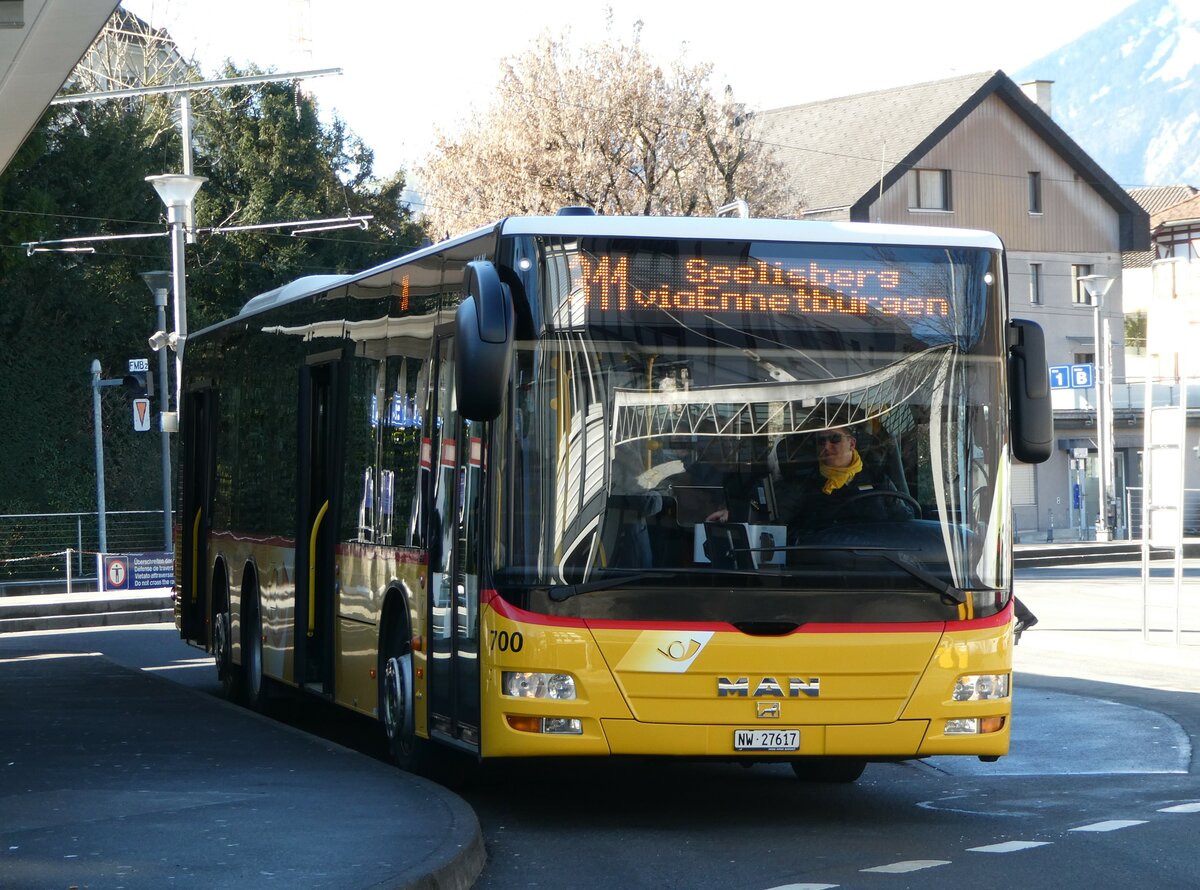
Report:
733,729,800,751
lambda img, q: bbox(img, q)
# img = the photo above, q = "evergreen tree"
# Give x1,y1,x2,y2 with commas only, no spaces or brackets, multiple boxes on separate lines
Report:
0,71,424,518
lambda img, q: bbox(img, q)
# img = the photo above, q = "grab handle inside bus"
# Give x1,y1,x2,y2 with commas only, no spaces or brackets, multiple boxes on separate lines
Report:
456,260,514,421
1007,318,1053,464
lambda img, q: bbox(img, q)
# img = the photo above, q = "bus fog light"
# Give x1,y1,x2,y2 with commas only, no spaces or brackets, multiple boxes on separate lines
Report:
542,717,583,735
953,673,1009,702
504,715,583,734
945,718,980,735
502,671,576,700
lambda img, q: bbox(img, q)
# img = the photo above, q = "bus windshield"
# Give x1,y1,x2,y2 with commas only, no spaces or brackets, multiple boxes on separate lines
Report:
496,236,1010,618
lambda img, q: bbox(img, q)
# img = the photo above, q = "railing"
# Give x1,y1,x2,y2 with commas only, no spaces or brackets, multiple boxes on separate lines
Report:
0,511,171,594
1123,488,1200,540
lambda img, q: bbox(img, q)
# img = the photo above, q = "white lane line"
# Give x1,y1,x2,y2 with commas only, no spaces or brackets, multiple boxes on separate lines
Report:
1069,820,1148,832
142,658,213,672
968,840,1052,853
0,651,103,664
860,860,950,874
1158,802,1200,814
762,884,839,889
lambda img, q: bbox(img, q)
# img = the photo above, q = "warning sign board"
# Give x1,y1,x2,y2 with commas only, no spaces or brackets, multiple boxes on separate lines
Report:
133,398,152,432
98,551,173,591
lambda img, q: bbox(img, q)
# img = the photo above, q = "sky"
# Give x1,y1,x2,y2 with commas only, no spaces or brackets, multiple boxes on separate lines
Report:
121,0,1138,181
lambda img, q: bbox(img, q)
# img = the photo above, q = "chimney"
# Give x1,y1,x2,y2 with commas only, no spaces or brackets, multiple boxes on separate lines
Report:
1020,80,1054,117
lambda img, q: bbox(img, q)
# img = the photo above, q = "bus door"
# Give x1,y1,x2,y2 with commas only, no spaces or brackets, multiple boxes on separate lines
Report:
295,358,344,693
179,387,217,646
427,335,482,750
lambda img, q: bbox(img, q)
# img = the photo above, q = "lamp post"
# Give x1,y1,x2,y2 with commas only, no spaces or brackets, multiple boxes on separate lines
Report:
1080,274,1115,541
145,173,206,431
142,270,174,550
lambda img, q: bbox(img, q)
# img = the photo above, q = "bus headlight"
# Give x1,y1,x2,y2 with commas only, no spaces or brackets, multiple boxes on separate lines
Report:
502,671,577,700
953,673,1010,702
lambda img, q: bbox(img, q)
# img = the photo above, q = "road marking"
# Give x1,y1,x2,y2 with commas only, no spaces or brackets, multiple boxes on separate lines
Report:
0,651,103,664
142,658,213,672
1158,802,1200,813
860,860,950,874
1069,820,1147,832
763,884,839,889
968,840,1052,853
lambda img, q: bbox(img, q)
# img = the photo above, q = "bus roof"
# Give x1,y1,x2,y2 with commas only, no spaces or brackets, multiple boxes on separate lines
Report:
497,214,1004,250
229,215,1003,323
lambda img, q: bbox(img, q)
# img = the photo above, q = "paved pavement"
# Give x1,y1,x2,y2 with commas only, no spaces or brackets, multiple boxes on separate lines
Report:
0,638,485,890
0,560,1195,888
1014,561,1200,694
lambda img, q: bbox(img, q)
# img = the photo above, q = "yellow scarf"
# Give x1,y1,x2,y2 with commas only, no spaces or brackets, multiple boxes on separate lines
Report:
819,450,863,494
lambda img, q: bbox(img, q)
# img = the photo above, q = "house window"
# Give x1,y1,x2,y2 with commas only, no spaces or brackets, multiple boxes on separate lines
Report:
1072,264,1093,305
1028,172,1042,214
1029,263,1042,304
1074,350,1095,366
909,169,952,211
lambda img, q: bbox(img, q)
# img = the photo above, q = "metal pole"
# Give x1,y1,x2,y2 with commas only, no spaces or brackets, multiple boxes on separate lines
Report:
91,359,108,554
180,94,196,244
154,289,173,550
1093,299,1110,541
168,208,188,418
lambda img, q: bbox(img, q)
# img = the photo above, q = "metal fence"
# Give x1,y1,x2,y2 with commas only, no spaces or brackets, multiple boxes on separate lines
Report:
1123,488,1200,540
0,510,171,593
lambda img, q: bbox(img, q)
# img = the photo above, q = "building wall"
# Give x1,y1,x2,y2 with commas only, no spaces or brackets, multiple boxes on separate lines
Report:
867,95,1122,253
864,94,1134,541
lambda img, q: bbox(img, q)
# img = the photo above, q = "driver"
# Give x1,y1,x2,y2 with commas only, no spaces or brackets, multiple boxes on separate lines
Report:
773,427,914,532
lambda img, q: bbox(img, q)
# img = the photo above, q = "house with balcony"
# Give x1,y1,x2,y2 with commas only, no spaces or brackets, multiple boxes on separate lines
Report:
757,70,1149,541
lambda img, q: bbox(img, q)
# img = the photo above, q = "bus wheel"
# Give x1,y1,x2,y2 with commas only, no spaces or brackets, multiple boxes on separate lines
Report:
790,757,867,783
382,623,430,773
214,608,242,701
242,593,268,712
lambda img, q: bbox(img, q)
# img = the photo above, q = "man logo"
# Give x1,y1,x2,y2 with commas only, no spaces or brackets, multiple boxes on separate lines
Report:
717,676,820,698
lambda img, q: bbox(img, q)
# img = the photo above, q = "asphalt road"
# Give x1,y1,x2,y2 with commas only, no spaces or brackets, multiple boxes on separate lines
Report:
3,561,1195,890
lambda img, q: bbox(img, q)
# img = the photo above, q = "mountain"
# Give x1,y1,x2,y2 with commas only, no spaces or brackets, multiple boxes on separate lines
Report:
1014,0,1200,188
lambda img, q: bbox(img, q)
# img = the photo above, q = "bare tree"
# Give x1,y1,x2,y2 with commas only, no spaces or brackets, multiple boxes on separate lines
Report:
417,22,801,237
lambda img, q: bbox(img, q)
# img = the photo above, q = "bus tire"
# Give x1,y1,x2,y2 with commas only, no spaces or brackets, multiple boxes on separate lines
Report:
213,568,242,701
381,616,431,774
242,580,269,712
790,757,867,783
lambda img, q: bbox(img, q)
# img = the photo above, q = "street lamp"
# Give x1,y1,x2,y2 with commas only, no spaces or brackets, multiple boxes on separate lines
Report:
1080,274,1114,541
142,270,174,550
146,173,206,432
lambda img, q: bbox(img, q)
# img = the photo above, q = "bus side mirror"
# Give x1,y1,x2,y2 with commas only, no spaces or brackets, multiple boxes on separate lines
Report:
1008,318,1053,464
455,260,513,421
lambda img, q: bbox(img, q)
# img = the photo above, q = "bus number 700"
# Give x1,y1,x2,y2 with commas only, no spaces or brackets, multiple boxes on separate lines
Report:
489,630,524,652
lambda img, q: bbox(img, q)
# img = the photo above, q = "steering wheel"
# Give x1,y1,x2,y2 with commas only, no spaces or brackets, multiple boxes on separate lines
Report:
825,489,923,522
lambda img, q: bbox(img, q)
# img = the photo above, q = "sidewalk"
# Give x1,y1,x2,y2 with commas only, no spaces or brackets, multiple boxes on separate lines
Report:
0,642,485,890
1014,562,1200,694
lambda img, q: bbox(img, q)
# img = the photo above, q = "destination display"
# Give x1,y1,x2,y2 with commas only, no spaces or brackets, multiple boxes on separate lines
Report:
570,249,960,320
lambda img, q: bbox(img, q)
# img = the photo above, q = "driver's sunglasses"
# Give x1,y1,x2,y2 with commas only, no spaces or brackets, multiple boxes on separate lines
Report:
814,433,845,445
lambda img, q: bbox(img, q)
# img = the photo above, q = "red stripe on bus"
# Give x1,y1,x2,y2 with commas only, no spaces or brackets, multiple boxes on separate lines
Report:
481,590,1015,634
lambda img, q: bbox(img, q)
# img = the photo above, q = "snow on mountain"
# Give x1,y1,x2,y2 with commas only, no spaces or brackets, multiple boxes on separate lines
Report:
1014,0,1200,187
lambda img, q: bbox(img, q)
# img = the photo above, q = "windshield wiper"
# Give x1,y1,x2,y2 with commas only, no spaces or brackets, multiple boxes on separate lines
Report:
782,545,966,603
548,571,677,602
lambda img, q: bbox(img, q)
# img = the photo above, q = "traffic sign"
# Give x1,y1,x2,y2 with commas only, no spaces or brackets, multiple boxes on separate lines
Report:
133,397,152,431
128,358,150,373
1049,365,1070,389
1070,363,1094,389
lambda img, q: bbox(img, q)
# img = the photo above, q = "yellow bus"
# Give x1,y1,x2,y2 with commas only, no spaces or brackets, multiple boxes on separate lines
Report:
175,212,1052,782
